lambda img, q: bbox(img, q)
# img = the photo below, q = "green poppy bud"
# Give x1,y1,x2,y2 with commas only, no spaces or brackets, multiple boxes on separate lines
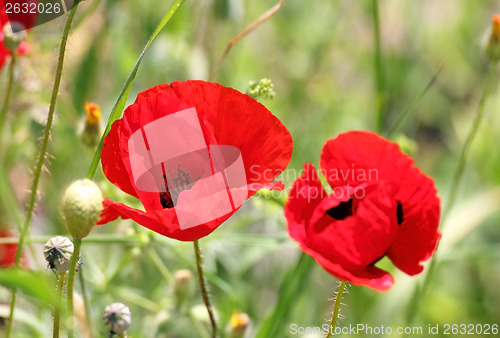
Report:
60,179,103,239
173,269,195,306
2,22,27,53
246,78,275,101
228,312,251,338
486,14,500,63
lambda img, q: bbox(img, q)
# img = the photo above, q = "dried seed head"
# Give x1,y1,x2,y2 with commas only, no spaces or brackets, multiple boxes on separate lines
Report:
103,302,131,335
60,179,103,239
43,236,74,273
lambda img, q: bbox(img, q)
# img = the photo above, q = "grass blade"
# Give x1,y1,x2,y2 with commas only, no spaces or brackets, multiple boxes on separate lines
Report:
87,0,186,179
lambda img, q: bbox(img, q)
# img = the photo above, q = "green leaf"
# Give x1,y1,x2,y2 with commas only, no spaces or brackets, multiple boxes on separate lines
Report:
87,0,187,179
0,269,58,307
256,252,315,338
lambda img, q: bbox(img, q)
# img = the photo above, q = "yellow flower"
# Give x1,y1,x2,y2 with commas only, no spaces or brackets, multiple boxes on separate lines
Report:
486,14,500,62
81,102,102,147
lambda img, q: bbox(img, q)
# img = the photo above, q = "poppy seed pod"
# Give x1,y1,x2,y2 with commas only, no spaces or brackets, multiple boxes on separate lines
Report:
103,302,131,335
60,179,103,239
44,236,74,273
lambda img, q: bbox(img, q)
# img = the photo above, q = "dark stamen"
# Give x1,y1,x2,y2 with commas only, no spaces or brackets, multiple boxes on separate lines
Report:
326,198,353,220
159,191,174,209
396,201,404,225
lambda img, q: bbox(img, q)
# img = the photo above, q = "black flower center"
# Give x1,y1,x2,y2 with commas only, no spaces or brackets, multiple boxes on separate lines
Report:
326,198,353,220
159,191,175,209
396,201,404,225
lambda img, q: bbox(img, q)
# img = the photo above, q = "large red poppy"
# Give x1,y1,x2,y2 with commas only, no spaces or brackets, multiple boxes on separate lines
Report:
285,131,440,291
98,80,292,241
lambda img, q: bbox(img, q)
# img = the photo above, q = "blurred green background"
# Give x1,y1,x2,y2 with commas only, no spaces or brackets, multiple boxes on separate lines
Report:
1,0,500,337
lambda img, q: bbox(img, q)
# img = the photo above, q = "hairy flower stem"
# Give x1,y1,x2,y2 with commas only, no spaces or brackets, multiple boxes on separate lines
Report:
53,272,67,338
325,281,347,338
372,0,386,134
405,63,498,325
193,240,217,338
5,3,80,337
66,238,82,338
0,54,16,137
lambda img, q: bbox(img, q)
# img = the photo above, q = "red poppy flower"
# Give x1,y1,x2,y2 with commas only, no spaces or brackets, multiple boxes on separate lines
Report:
285,131,440,291
0,228,19,267
98,80,292,241
0,2,34,70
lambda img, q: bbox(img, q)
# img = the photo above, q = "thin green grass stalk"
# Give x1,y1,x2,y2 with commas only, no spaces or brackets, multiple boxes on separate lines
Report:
256,253,315,338
66,238,82,338
405,63,498,326
78,265,94,337
325,281,347,338
53,272,67,338
386,65,444,139
372,0,386,134
193,240,217,338
86,0,186,179
147,248,173,283
5,3,81,336
0,54,16,136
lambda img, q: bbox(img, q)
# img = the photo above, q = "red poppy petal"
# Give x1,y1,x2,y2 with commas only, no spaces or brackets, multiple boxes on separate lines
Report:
307,184,398,268
101,121,139,199
97,198,237,241
285,163,327,244
320,131,413,192
0,229,18,268
0,42,10,70
388,167,441,275
16,41,30,55
307,246,395,291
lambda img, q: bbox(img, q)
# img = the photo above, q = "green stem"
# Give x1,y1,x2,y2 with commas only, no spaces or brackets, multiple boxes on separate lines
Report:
5,3,80,337
372,0,386,133
0,54,16,137
441,64,498,225
86,0,186,180
147,248,173,283
78,264,94,337
325,281,347,338
67,238,82,338
53,272,67,338
386,65,443,139
405,63,498,325
193,240,217,338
